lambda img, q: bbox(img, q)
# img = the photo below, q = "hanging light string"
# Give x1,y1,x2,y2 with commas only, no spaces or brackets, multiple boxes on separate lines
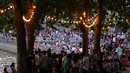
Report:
80,12,97,28
1,5,96,26
0,5,36,22
82,17,97,28
0,5,13,13
23,11,34,22
22,5,36,22
47,16,81,24
47,12,97,27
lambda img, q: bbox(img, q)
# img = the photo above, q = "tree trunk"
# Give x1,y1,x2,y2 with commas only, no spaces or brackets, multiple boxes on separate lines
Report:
82,0,89,55
94,0,103,53
12,0,27,73
26,0,35,73
27,0,35,55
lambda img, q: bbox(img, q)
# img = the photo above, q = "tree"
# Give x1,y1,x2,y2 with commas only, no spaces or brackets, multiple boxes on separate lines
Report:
82,0,89,55
25,0,35,73
26,0,35,56
94,0,103,53
12,0,27,73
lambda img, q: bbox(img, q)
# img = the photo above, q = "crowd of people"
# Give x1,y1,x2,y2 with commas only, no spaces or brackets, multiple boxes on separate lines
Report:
2,26,130,73
34,26,82,54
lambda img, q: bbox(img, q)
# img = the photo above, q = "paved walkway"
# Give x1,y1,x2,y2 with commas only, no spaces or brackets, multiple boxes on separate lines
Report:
0,42,17,54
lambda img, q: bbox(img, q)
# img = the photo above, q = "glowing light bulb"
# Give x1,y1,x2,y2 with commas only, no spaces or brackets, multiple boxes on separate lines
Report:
67,21,69,23
82,16,97,28
63,21,66,23
80,17,82,20
88,19,90,21
73,21,76,24
33,5,36,9
76,21,79,24
10,6,13,8
102,27,105,29
107,26,110,29
51,18,54,20
61,20,63,22
8,8,10,10
1,10,4,13
48,16,51,19
83,12,86,17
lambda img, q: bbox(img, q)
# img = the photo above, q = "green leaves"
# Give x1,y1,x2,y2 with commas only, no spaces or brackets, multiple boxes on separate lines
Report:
0,0,11,8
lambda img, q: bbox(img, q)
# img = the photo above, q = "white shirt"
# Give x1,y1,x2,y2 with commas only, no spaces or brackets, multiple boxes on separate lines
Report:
72,47,76,52
113,37,116,42
6,65,12,73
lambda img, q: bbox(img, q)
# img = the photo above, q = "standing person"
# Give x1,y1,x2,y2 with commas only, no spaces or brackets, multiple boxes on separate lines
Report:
62,52,67,73
90,50,98,67
63,54,72,73
34,51,39,73
3,67,8,73
71,54,80,73
5,65,12,73
56,54,62,73
38,51,48,73
112,52,118,61
82,54,89,73
114,59,121,73
103,60,112,73
46,52,54,73
10,62,16,73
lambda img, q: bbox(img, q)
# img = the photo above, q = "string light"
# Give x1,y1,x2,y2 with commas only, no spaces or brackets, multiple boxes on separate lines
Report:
0,10,4,13
73,21,76,24
81,16,97,28
61,20,63,23
64,21,66,23
107,26,110,29
8,8,10,10
83,12,86,17
10,6,13,8
88,19,90,22
0,5,35,23
80,17,82,20
80,11,97,28
33,6,36,9
0,5,13,14
48,16,51,19
23,12,34,22
126,19,128,22
76,21,79,24
102,27,105,30
51,18,54,20
67,21,69,23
